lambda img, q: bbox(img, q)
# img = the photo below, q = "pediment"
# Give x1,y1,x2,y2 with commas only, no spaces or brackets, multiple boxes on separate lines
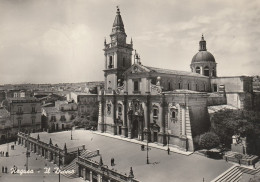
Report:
123,64,151,76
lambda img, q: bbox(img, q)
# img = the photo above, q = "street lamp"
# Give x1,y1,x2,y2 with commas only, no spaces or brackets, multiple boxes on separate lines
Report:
144,132,150,164
26,134,30,170
71,127,73,140
167,130,171,155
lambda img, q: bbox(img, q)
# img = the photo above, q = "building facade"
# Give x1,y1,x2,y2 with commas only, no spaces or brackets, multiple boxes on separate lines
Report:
97,7,259,152
0,97,42,138
42,101,76,132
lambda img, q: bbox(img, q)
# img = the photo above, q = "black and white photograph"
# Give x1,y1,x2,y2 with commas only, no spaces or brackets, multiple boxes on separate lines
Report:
0,0,260,181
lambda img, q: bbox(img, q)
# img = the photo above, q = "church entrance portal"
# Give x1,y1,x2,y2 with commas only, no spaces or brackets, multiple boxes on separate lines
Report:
154,132,158,142
118,126,122,135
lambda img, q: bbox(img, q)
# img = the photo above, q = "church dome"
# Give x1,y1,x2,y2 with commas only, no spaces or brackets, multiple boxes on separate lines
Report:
191,34,215,63
192,51,215,63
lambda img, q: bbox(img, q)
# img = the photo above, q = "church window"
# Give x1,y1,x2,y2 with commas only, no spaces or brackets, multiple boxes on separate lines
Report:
178,83,181,89
213,84,218,92
109,56,113,69
50,116,56,122
118,104,122,115
170,108,178,122
204,66,209,76
196,67,201,74
18,106,23,114
107,104,111,115
32,106,36,113
153,108,158,118
134,81,139,92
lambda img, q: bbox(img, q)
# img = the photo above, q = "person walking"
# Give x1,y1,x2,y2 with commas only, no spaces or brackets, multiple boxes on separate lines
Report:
167,147,170,155
2,166,4,173
111,158,114,166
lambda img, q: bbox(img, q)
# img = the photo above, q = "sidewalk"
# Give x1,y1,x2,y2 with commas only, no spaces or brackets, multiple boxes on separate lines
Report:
93,131,193,156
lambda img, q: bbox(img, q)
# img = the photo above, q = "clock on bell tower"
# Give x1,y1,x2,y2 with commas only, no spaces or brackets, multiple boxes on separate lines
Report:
103,7,133,92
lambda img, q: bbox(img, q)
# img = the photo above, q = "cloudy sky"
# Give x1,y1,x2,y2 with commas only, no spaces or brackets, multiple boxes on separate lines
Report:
0,0,259,84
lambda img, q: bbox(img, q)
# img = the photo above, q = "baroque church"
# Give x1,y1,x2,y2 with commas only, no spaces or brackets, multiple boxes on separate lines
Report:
97,7,257,151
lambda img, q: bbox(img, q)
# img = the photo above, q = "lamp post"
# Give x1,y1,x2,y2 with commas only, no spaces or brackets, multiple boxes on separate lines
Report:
146,137,149,164
167,130,171,155
58,149,61,182
144,132,150,164
71,127,73,140
26,134,30,170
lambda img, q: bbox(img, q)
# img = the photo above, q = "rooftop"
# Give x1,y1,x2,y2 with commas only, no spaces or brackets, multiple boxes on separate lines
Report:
43,107,60,114
143,65,208,78
208,104,238,114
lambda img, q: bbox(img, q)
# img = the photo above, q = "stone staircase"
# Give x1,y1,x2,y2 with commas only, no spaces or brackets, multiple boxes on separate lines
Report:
61,158,78,178
212,165,260,182
61,149,100,179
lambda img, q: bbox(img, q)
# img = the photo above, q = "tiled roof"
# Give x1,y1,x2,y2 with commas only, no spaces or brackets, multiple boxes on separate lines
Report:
144,66,208,78
43,107,60,114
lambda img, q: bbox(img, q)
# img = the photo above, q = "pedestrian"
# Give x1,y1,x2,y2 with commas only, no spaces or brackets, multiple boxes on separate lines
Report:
167,147,170,155
3,152,4,157
2,166,4,173
111,158,114,166
14,141,16,145
141,145,144,151
0,151,2,157
239,160,241,166
5,166,7,173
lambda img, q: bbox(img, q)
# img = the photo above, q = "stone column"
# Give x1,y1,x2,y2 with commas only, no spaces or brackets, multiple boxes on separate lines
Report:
127,112,132,139
146,78,151,93
200,66,203,75
83,168,86,180
143,99,150,141
105,54,107,69
98,174,102,182
122,95,128,137
90,171,93,182
181,105,186,136
112,97,117,135
45,149,48,159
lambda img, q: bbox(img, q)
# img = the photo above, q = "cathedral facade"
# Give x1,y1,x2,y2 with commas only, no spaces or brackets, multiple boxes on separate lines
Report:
97,8,256,151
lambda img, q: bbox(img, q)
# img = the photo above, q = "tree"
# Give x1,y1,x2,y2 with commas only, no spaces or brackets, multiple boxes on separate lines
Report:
210,109,260,154
199,132,220,150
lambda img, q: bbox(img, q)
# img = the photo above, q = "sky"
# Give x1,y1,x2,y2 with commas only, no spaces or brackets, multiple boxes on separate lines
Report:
0,0,259,84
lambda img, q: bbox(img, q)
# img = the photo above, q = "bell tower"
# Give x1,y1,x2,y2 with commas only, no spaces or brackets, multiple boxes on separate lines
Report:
103,7,133,92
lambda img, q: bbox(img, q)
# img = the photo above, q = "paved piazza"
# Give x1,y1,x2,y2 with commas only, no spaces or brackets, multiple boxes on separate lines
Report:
0,130,232,182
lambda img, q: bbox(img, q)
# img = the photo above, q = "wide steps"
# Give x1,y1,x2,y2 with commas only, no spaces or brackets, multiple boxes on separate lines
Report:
214,165,260,182
61,158,78,178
